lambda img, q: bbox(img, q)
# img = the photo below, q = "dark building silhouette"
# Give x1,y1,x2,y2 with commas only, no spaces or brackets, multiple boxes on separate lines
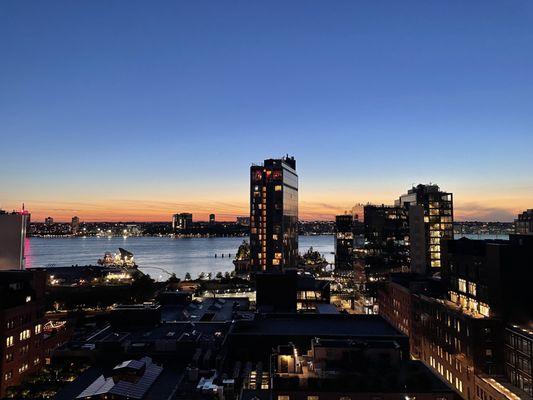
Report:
256,271,298,313
397,184,453,275
364,204,410,272
504,325,532,397
250,156,298,272
515,209,533,235
0,271,46,397
379,234,533,400
441,235,533,324
209,213,215,224
334,214,354,271
0,210,29,271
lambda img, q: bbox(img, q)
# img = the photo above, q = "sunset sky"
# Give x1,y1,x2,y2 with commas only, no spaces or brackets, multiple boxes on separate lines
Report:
1,1,532,222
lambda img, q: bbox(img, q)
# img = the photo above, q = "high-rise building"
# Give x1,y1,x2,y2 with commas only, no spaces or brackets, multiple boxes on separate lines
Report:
515,209,533,235
334,214,354,271
209,214,215,224
397,184,453,275
44,216,54,226
71,216,80,235
0,270,46,397
250,156,298,272
0,211,28,271
172,213,193,231
364,204,410,271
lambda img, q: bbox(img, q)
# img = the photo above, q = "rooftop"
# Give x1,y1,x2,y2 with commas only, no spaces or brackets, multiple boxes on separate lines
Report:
230,314,404,337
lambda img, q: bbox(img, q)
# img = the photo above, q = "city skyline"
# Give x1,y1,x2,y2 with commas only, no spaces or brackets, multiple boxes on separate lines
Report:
1,1,532,222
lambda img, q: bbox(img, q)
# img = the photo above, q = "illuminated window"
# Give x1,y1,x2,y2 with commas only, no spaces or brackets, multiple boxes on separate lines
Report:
275,185,282,191
458,278,466,293
468,282,477,296
278,396,290,400
4,371,12,381
6,336,13,347
20,329,31,341
479,302,490,317
307,397,319,400
18,363,28,374
25,296,31,303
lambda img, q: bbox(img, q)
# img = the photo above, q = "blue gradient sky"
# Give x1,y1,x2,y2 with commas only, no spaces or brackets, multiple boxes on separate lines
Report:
1,1,532,221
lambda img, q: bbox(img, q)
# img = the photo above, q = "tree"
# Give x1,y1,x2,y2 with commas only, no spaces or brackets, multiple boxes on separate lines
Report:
184,272,192,281
167,273,179,284
235,240,250,260
216,271,223,280
198,272,206,280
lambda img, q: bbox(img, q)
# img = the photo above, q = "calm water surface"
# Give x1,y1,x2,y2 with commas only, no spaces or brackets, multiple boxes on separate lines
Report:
26,236,335,279
26,234,507,280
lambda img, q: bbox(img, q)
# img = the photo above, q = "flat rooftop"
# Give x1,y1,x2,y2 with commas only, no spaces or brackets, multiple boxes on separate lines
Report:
230,314,404,337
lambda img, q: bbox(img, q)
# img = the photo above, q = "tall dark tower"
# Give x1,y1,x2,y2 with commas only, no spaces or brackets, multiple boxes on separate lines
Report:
334,214,354,271
250,156,298,272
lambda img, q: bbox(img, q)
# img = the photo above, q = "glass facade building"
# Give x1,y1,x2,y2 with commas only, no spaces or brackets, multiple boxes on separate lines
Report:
250,156,298,272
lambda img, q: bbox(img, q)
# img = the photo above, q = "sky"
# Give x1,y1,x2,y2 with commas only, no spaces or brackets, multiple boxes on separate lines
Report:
1,1,532,222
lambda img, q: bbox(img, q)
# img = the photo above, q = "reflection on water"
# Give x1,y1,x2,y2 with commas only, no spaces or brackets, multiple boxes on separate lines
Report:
26,236,335,279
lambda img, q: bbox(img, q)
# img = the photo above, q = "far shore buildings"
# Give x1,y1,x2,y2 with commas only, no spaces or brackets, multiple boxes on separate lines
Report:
171,212,192,231
71,216,80,235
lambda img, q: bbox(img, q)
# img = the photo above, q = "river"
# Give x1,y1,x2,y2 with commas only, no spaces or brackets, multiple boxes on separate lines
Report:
25,234,508,279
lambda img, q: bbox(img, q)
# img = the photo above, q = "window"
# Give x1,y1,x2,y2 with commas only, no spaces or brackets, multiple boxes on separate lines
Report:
20,344,29,355
25,295,31,303
18,363,28,374
307,397,319,400
34,324,42,335
4,371,12,381
277,396,290,400
479,302,490,317
458,278,467,293
5,353,13,362
20,329,31,341
6,336,14,347
468,282,477,296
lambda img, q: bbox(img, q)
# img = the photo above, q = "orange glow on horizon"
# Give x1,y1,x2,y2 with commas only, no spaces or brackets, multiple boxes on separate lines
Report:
2,196,528,223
